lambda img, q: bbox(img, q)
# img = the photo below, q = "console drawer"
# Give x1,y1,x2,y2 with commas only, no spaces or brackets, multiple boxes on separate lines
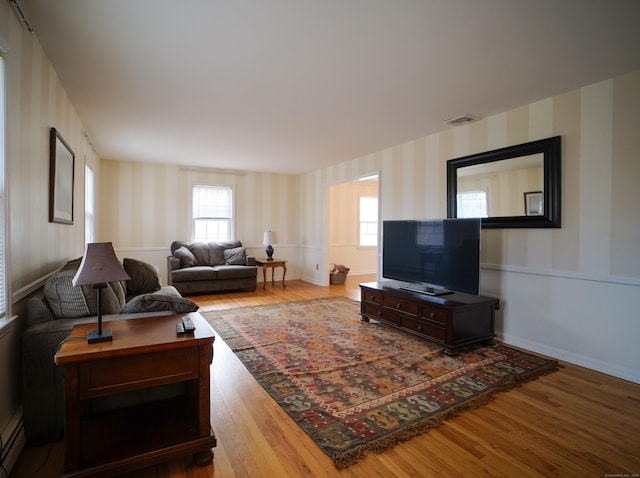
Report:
401,316,447,342
362,301,384,319
369,306,401,326
362,288,383,305
420,304,447,324
383,295,419,316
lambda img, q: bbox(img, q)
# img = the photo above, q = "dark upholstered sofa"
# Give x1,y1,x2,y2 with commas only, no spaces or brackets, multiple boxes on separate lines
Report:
167,240,257,295
22,257,199,442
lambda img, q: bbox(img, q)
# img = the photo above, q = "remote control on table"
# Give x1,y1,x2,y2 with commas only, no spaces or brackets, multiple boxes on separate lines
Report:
176,322,185,335
181,315,196,332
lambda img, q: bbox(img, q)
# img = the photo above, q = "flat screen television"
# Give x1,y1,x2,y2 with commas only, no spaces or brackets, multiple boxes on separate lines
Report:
382,218,481,295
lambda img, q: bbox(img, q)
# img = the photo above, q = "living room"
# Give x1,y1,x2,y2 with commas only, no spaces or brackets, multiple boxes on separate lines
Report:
1,1,639,476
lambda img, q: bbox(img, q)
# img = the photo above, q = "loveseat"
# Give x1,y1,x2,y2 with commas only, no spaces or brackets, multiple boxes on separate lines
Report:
167,240,257,295
22,257,200,442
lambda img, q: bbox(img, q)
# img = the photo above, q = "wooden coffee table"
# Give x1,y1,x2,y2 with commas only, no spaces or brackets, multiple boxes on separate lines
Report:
255,258,287,288
54,312,216,477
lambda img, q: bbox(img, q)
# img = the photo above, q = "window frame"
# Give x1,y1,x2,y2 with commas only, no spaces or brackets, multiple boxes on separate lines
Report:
359,195,378,248
85,164,95,244
0,53,7,321
456,190,488,219
192,185,235,243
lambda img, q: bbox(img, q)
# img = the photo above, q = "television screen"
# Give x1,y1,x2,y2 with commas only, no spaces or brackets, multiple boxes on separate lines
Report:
382,218,481,295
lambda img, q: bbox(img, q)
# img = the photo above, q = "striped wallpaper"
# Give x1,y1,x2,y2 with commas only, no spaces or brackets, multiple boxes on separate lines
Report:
98,163,299,249
301,69,640,284
97,162,301,283
3,6,98,294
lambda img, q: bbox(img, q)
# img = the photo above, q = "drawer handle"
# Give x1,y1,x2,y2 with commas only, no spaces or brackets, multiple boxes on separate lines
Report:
418,325,424,332
430,312,436,319
396,303,402,309
369,295,375,300
377,311,383,317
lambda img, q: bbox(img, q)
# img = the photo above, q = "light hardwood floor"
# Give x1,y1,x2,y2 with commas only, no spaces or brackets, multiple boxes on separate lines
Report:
12,275,640,477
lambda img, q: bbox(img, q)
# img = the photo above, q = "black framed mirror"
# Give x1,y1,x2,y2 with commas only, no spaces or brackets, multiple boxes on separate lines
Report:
447,136,561,228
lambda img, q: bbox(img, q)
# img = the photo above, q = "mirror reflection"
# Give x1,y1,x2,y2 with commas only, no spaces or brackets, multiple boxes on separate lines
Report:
447,136,561,228
456,153,543,218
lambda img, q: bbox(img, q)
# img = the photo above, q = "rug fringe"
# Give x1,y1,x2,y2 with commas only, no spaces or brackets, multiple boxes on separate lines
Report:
332,359,561,469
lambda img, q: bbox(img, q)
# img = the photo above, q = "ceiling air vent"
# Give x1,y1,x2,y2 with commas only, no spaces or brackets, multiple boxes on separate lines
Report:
445,114,479,126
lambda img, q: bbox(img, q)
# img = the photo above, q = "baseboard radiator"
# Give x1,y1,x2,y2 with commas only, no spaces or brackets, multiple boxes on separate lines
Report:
0,409,26,477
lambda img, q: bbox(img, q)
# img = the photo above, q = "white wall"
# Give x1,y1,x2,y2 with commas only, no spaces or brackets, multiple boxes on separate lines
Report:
300,69,640,383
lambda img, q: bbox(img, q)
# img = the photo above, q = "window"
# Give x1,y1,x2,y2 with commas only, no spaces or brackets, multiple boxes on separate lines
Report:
457,191,488,218
193,185,233,242
359,196,378,247
0,55,6,320
85,165,95,243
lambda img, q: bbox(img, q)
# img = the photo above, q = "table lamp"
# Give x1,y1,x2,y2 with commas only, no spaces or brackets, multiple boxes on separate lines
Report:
263,231,275,261
72,242,130,343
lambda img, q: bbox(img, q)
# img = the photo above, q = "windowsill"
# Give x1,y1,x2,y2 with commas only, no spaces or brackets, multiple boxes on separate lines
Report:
0,315,18,339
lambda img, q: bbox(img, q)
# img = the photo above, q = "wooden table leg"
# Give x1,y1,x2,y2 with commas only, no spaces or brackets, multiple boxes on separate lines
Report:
63,365,81,472
262,266,267,288
282,264,287,287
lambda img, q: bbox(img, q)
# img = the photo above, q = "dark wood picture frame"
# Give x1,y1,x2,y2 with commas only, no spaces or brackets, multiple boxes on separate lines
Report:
49,127,75,224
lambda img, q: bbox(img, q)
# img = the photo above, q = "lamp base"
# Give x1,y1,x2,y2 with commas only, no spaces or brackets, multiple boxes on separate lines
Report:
266,244,274,261
87,327,113,344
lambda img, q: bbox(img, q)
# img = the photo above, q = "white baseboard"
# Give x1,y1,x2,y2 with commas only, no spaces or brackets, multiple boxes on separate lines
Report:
497,333,640,384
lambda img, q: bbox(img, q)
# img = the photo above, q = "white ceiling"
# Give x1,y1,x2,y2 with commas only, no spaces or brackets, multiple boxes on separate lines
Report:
19,0,640,174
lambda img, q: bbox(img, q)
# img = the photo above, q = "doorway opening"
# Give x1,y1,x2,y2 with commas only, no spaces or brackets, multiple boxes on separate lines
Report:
327,174,379,284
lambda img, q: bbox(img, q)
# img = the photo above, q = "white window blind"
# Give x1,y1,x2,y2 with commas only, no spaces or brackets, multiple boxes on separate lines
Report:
85,165,95,244
457,191,488,218
0,55,6,319
359,196,378,247
193,185,233,242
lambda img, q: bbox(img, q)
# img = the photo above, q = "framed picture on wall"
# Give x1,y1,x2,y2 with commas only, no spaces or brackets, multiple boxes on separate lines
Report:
49,127,75,224
524,191,543,216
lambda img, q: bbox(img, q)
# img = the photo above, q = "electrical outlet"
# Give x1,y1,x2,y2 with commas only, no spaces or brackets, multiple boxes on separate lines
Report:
315,264,319,270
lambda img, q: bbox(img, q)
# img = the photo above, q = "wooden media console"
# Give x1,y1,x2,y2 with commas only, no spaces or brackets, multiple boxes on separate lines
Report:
360,281,499,355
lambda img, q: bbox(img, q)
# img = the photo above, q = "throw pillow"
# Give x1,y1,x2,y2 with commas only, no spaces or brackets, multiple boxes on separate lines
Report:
123,258,161,294
209,244,225,266
43,265,91,319
43,258,126,318
223,247,246,265
189,242,210,266
121,294,199,314
174,246,196,267
81,280,127,316
209,241,242,265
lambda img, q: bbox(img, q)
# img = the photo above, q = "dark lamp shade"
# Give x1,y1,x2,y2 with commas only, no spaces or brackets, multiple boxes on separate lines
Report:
72,242,130,286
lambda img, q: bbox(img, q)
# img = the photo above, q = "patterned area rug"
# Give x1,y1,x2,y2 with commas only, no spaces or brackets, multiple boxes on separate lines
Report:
203,297,558,469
